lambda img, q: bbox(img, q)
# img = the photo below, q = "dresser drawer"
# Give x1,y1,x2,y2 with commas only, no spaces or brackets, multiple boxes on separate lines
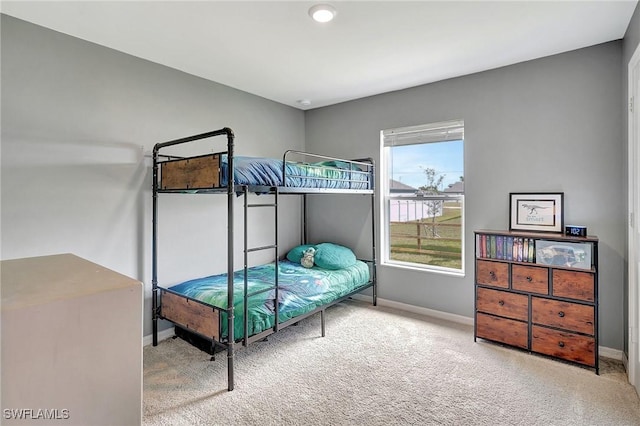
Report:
531,325,596,367
512,265,548,294
476,260,509,288
552,269,595,302
531,297,594,335
476,312,528,349
476,287,528,321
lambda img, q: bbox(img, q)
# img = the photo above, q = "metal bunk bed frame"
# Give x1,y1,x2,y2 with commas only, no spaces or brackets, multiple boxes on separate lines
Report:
151,127,377,391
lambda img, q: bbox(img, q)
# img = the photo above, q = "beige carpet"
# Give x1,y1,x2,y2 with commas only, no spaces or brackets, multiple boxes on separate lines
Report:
144,300,640,425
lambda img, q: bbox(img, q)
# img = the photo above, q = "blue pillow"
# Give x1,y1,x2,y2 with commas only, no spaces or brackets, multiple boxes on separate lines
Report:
286,244,316,263
314,243,357,270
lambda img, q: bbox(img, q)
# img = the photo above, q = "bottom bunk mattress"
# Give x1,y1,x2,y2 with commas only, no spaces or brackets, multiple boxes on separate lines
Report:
165,260,370,340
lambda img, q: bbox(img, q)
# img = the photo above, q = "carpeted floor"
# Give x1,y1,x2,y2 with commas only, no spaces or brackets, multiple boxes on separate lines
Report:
144,300,640,425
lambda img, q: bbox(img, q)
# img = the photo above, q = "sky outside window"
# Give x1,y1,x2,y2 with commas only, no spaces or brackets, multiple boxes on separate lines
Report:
390,140,464,190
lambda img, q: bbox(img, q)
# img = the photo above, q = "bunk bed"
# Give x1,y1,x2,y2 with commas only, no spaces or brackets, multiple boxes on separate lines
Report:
151,127,377,391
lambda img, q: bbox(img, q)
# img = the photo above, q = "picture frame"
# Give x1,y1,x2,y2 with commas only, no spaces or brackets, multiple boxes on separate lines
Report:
535,239,592,270
509,192,564,233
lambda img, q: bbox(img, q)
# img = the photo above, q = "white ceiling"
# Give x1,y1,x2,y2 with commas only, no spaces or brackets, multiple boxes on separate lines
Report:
1,1,638,110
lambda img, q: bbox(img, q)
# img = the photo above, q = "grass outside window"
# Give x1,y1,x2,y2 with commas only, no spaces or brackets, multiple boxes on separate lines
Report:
389,201,462,270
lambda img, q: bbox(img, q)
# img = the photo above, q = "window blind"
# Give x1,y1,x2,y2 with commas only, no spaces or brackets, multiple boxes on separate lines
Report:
383,119,464,147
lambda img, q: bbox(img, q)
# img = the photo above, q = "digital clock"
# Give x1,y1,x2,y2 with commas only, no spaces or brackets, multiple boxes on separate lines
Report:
565,225,587,237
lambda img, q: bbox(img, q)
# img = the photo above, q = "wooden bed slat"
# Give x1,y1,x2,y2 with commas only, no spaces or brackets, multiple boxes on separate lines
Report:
161,290,219,340
161,154,220,190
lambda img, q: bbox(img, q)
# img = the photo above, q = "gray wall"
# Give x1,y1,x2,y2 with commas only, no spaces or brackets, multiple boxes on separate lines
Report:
623,0,640,357
305,42,626,350
1,12,634,351
0,15,305,337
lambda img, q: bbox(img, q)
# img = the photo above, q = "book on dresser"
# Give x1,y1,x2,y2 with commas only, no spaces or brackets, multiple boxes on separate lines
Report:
474,229,599,373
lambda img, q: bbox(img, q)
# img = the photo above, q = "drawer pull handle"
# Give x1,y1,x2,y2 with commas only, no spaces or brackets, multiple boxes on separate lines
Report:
498,300,505,306
526,276,532,282
558,341,565,348
489,271,496,279
558,311,565,318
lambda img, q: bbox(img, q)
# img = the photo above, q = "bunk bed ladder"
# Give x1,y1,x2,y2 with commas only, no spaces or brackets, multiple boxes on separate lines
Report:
242,186,279,348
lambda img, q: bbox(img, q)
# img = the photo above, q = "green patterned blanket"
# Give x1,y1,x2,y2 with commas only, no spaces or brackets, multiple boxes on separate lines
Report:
168,260,370,339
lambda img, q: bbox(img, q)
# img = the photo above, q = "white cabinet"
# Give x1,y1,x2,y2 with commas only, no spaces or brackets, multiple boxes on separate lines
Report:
1,254,143,425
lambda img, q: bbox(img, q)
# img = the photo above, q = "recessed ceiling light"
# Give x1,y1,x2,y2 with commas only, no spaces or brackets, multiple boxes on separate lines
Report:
309,4,337,23
297,99,312,107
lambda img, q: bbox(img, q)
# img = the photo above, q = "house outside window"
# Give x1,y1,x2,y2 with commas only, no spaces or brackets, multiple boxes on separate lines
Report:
381,120,464,274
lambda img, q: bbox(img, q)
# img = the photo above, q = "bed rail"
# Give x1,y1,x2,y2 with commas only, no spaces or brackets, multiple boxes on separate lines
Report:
282,150,374,193
152,139,374,194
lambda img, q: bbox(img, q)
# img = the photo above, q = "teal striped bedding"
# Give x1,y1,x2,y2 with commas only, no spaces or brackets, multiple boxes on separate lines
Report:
168,260,370,339
220,156,371,189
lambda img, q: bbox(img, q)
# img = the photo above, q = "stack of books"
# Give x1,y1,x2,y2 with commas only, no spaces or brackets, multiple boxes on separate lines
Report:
476,234,535,262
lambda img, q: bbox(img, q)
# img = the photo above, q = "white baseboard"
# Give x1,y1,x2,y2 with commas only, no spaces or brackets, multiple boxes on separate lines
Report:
350,294,622,361
350,294,474,325
143,327,175,347
600,346,624,361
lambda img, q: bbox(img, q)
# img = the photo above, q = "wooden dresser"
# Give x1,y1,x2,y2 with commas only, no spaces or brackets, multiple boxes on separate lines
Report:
1,254,143,425
474,230,599,373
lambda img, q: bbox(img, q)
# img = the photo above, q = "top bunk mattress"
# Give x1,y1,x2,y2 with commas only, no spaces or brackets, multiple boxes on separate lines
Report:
165,259,371,339
157,153,373,192
221,156,371,190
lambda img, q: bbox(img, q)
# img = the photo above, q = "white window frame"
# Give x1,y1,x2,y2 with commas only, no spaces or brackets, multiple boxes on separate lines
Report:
380,119,465,276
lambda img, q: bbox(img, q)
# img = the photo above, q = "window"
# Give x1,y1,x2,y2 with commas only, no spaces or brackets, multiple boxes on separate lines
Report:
381,120,464,274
